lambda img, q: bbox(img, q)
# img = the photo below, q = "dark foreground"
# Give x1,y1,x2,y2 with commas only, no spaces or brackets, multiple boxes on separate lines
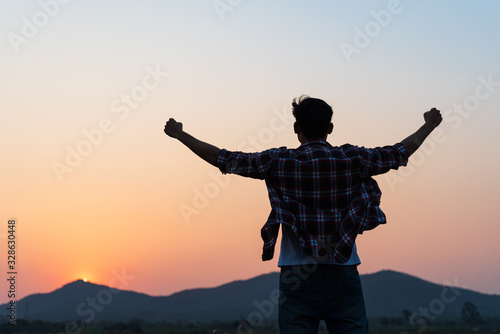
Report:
2,319,500,334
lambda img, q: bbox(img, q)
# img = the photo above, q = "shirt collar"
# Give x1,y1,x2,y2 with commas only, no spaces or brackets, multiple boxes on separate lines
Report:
299,139,330,148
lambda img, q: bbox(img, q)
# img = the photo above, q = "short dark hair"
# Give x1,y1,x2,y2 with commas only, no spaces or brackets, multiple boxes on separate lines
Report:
292,95,333,139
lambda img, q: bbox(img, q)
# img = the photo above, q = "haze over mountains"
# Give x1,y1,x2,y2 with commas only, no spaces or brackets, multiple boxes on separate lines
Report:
2,270,499,324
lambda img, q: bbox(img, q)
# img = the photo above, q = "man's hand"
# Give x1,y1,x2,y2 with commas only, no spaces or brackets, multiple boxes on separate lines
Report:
400,107,443,157
164,118,183,138
424,108,443,129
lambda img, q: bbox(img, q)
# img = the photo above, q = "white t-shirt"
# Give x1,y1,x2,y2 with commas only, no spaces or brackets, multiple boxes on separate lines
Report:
278,224,361,266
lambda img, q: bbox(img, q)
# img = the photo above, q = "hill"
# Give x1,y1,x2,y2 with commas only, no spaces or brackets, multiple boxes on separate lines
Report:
2,270,499,324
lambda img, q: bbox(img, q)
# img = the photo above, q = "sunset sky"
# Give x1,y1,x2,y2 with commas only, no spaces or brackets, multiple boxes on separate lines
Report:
1,0,499,306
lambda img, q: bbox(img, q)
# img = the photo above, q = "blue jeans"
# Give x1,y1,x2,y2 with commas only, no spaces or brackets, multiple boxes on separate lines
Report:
278,264,368,334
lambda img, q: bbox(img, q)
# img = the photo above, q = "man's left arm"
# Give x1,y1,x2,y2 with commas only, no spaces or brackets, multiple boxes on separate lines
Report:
164,118,220,167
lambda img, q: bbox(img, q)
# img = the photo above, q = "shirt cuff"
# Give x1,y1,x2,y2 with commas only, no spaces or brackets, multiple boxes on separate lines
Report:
217,149,231,174
394,143,409,167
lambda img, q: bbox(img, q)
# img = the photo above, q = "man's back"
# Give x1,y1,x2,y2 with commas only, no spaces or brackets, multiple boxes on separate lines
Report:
217,139,408,262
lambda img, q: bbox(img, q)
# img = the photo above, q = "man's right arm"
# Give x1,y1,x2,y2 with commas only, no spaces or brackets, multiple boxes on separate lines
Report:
400,108,443,157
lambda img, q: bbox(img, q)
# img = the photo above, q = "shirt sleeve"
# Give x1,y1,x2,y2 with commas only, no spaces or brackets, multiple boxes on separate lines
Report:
217,149,274,180
358,143,409,177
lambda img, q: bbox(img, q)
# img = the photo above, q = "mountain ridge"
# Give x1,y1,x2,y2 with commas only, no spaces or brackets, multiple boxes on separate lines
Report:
2,269,499,323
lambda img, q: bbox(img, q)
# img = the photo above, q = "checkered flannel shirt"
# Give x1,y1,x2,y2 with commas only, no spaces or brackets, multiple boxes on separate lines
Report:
217,140,408,263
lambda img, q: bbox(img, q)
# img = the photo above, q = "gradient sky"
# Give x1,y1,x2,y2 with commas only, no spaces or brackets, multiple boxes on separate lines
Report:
1,1,499,305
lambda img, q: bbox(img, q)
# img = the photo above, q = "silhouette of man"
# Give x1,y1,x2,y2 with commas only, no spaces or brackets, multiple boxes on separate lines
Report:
164,96,442,334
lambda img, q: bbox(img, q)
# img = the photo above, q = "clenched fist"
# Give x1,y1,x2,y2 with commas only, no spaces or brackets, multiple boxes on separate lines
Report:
164,118,183,138
424,108,443,129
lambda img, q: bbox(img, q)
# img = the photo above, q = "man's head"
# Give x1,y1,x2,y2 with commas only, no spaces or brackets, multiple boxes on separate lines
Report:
292,95,333,142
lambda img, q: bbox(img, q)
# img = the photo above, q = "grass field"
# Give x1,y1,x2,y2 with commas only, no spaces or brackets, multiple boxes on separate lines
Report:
3,320,499,333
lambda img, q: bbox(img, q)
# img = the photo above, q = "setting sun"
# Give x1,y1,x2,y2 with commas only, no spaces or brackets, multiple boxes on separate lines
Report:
83,278,88,282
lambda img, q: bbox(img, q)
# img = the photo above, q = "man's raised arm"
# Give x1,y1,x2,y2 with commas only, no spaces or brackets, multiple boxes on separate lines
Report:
164,118,220,167
400,108,443,157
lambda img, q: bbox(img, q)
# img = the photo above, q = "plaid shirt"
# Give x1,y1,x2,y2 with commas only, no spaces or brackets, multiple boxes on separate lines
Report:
217,140,408,263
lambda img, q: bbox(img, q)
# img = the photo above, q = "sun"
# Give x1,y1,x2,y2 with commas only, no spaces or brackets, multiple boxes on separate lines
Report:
83,278,88,282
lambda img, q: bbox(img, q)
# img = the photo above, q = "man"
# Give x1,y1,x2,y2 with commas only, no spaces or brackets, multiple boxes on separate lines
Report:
164,96,443,334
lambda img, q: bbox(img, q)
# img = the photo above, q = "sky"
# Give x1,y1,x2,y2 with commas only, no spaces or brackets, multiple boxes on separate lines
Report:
1,0,499,307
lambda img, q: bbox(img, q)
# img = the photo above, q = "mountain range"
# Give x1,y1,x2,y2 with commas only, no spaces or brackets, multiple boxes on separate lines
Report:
2,270,499,324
